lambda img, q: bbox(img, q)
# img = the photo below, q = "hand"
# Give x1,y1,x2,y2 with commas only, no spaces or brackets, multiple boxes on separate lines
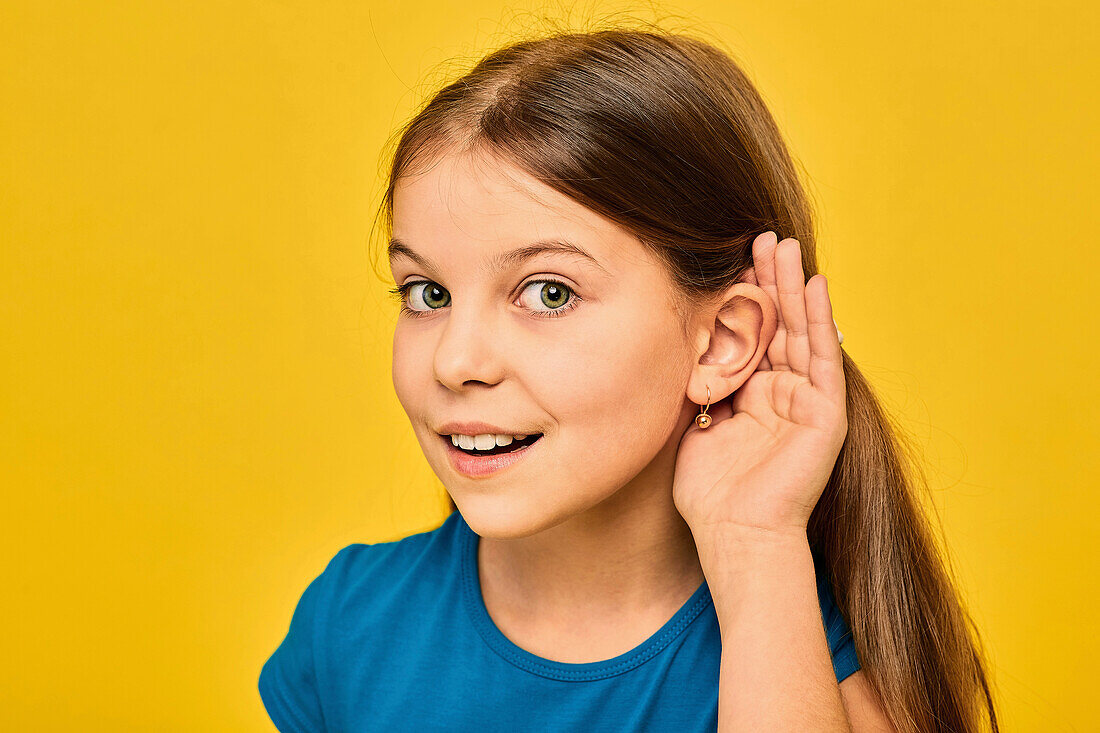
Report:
672,232,848,541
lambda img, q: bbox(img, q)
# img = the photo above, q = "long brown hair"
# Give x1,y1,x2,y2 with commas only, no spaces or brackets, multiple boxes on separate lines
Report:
373,24,998,733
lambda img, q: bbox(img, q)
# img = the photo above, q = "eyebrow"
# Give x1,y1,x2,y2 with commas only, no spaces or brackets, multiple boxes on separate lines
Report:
387,237,610,276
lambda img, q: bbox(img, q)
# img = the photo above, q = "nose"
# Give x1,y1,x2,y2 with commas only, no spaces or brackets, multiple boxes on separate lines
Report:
432,300,504,390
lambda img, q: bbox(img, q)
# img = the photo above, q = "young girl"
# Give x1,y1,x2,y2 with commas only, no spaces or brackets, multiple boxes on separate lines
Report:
259,26,998,732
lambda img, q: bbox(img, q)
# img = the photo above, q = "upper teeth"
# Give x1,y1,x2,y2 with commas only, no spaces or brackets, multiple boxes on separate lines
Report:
450,433,528,450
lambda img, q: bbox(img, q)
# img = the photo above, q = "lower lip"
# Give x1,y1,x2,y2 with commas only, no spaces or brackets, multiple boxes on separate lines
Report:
442,434,543,478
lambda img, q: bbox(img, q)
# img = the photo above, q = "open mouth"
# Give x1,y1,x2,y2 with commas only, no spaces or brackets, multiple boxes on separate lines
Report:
442,433,543,456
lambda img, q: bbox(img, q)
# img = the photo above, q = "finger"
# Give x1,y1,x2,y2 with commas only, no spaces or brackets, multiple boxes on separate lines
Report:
775,238,810,377
752,231,788,371
806,274,845,402
739,248,772,369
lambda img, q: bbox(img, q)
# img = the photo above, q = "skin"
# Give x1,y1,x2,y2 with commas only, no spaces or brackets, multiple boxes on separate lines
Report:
387,147,893,726
388,148,771,643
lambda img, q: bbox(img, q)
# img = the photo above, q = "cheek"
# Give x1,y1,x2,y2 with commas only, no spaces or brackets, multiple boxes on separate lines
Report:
534,344,684,506
390,330,425,418
544,307,687,450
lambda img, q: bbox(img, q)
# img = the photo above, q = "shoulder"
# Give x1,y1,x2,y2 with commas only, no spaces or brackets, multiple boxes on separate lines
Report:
259,514,464,731
319,511,464,614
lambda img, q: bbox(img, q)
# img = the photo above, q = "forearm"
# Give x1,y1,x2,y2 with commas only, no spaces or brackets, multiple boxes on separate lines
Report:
696,529,851,733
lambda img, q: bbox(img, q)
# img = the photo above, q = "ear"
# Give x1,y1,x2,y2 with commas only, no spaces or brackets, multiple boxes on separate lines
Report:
688,282,778,405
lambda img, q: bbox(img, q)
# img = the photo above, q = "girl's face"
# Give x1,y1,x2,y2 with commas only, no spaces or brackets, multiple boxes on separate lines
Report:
389,150,698,537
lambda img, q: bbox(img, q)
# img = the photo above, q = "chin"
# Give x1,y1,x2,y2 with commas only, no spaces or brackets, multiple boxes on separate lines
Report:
453,495,567,540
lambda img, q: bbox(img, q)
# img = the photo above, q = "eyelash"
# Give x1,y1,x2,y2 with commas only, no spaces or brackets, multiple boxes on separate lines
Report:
387,279,582,320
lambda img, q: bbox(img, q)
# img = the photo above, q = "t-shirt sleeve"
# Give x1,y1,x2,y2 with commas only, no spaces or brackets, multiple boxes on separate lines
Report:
258,548,352,732
816,565,861,684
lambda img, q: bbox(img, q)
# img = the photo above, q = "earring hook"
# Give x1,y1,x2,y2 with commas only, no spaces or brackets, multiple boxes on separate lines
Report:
695,385,712,429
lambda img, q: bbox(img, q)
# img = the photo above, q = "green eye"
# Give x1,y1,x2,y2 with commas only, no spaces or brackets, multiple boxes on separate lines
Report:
415,282,450,309
520,280,574,314
388,279,581,319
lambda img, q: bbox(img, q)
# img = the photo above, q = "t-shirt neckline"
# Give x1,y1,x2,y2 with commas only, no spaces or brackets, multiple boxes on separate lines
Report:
457,510,714,681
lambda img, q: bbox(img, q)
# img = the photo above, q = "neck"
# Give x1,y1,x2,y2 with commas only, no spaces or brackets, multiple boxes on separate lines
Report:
475,433,706,623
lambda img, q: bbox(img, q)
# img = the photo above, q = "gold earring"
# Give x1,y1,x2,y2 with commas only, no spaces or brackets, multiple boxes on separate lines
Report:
695,385,712,429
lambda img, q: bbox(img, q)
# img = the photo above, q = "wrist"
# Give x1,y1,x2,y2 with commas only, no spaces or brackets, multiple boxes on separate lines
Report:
693,529,816,631
693,523,811,576
693,520,808,550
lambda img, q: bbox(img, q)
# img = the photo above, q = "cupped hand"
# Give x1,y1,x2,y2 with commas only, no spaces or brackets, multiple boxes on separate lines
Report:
671,232,848,541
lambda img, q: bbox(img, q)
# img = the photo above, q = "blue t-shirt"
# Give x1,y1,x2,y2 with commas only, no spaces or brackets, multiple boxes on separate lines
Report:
259,510,860,732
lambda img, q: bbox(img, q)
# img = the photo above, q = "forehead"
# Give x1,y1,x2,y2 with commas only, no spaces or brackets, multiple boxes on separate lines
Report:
389,151,647,270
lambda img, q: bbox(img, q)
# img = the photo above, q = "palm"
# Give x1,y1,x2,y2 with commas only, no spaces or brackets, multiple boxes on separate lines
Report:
672,233,848,537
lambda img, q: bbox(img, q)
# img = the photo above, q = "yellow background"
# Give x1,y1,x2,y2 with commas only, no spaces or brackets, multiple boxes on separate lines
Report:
2,1,1095,730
